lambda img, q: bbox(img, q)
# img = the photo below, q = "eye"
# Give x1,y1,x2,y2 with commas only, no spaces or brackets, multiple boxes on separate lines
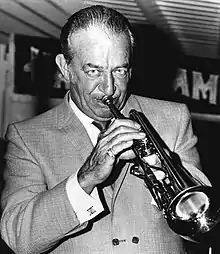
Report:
114,68,128,78
86,69,101,78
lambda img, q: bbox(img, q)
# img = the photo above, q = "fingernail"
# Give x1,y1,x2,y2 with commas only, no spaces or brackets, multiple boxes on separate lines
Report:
139,132,145,136
134,122,140,128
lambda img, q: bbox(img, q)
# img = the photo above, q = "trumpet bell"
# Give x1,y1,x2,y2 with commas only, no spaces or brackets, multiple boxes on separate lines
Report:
166,185,220,244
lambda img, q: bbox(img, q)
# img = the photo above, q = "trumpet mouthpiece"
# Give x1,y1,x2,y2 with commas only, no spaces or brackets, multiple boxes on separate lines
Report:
102,96,113,106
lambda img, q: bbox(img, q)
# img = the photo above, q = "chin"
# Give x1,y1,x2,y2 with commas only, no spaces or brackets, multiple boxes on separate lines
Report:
96,109,112,120
101,111,113,119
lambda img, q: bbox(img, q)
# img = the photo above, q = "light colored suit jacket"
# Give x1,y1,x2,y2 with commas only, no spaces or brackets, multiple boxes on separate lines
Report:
0,93,210,254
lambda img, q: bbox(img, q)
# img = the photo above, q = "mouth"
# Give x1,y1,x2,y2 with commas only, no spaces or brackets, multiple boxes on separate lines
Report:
96,96,119,106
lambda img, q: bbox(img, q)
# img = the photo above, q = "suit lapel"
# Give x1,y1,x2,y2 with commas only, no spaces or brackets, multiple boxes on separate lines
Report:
56,92,94,166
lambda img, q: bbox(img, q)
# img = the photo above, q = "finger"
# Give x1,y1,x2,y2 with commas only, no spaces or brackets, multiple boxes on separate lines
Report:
107,131,146,152
118,147,136,160
102,124,146,144
104,118,141,135
109,140,134,158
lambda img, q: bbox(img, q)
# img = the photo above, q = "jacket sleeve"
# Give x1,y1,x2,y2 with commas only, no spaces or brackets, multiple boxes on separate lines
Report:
173,104,211,186
0,123,88,254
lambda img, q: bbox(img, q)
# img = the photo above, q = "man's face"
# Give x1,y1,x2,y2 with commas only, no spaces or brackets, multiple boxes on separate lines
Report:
65,26,132,121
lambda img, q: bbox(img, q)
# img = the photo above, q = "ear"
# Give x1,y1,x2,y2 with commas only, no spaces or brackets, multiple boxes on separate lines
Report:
55,54,69,80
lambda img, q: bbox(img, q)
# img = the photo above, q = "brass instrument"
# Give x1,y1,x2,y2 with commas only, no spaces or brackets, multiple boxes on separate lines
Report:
102,95,220,245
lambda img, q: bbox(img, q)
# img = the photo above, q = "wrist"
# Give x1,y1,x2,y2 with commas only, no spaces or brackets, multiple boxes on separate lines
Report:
77,169,96,194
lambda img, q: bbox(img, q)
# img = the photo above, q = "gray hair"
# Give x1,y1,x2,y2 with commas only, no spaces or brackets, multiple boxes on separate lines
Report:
60,5,135,64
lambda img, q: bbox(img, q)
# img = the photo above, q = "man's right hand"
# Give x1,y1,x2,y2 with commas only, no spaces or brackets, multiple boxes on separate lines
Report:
77,118,146,194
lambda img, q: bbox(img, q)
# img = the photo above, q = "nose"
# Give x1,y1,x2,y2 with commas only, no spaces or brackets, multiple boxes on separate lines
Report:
99,72,115,96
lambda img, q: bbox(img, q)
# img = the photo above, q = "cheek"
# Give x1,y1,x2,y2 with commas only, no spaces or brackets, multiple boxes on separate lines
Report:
69,71,89,91
83,80,99,95
117,78,129,91
75,76,99,98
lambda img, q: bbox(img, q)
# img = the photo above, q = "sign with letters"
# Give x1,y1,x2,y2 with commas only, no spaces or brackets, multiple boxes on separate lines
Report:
172,56,220,120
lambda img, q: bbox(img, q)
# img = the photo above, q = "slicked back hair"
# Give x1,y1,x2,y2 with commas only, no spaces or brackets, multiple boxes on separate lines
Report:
60,5,135,64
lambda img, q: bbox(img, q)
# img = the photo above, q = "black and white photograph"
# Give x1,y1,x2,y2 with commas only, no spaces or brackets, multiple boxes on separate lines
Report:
0,1,220,254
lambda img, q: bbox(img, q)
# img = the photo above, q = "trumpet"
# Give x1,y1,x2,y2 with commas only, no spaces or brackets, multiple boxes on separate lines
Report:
102,95,220,245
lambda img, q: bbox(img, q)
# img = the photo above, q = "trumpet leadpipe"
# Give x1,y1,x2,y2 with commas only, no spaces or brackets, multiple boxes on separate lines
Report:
102,96,125,119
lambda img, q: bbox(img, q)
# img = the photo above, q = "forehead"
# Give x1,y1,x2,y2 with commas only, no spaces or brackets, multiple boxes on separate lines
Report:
68,25,131,63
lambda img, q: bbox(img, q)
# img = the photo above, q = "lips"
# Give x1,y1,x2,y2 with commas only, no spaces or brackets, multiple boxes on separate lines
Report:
95,97,119,106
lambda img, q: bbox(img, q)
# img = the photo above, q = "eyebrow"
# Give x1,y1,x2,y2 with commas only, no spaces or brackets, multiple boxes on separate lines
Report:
83,63,102,69
114,63,130,69
83,63,130,70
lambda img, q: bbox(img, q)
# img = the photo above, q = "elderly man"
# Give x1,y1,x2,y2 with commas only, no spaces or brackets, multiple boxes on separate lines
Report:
1,5,211,254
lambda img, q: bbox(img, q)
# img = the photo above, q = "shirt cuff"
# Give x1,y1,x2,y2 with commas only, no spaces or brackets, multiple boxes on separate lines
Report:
66,173,104,224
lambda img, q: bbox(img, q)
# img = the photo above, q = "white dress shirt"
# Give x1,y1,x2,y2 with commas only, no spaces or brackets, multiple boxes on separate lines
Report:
66,96,104,224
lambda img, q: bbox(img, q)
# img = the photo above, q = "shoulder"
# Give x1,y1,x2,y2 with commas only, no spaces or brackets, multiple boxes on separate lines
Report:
125,95,193,150
127,94,190,118
16,103,61,128
5,101,65,141
10,92,71,132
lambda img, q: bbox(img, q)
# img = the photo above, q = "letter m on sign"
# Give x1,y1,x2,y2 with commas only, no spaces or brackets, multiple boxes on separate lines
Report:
192,71,219,105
